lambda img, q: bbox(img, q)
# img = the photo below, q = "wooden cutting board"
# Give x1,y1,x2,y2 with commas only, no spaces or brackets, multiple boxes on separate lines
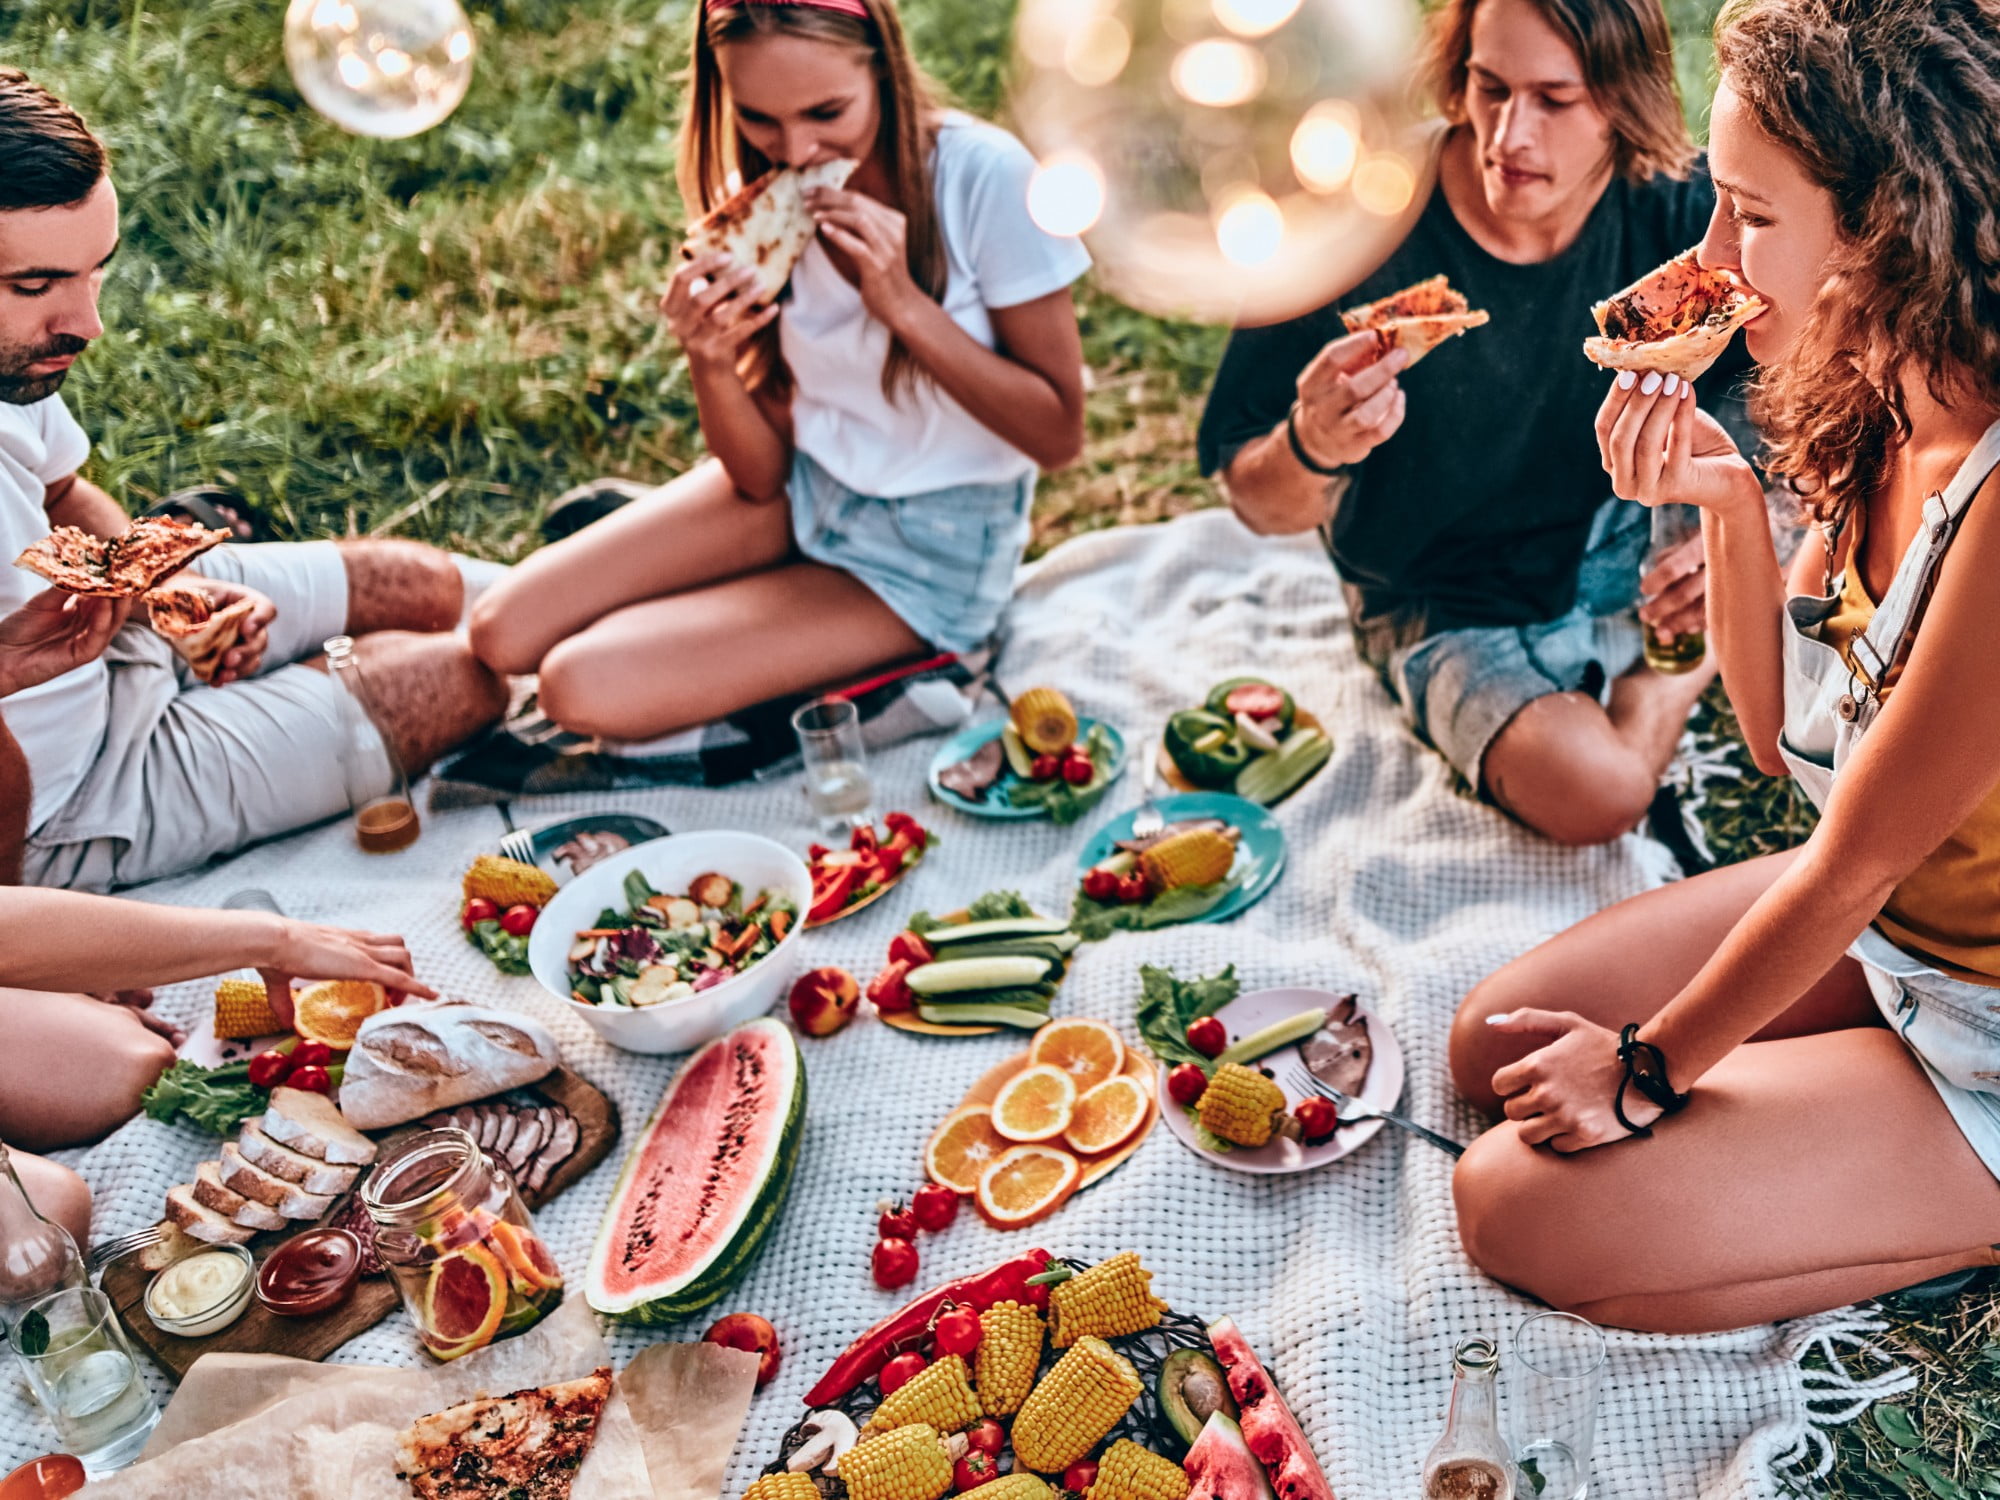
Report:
104,1066,619,1379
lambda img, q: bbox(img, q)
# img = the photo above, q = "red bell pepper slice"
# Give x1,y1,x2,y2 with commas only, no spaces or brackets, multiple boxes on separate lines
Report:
809,864,862,923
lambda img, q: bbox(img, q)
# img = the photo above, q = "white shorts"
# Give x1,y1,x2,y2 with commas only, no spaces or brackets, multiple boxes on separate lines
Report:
23,541,393,891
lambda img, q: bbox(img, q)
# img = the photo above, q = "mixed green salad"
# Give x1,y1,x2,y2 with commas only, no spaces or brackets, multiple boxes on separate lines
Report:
566,869,797,1008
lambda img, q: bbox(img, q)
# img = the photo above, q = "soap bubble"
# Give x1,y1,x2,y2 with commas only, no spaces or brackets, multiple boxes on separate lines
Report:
284,0,477,140
1014,0,1426,324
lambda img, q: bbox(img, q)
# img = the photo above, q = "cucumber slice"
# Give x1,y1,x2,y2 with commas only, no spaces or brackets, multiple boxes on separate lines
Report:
916,987,1052,1011
926,916,1074,945
1234,727,1331,805
929,936,1079,964
917,1002,1051,1030
1000,722,1037,780
906,955,1056,995
1216,1007,1328,1066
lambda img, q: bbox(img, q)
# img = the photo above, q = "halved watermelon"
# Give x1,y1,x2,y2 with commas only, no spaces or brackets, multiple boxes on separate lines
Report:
1206,1317,1336,1500
586,1017,806,1324
1184,1412,1277,1500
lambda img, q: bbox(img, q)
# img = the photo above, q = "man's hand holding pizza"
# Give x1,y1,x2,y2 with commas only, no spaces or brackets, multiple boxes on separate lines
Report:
1291,331,1412,472
162,575,275,684
0,588,126,698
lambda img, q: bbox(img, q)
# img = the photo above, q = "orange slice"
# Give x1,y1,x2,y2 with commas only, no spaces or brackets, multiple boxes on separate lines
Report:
976,1144,1083,1229
422,1243,507,1355
291,979,388,1049
992,1064,1078,1143
1062,1074,1150,1155
488,1220,564,1294
925,1105,1013,1195
1029,1017,1125,1093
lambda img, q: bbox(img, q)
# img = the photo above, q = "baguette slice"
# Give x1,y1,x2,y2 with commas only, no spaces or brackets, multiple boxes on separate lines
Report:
193,1158,288,1232
263,1086,378,1166
237,1122,361,1195
139,1221,204,1273
223,1139,343,1218
165,1184,256,1246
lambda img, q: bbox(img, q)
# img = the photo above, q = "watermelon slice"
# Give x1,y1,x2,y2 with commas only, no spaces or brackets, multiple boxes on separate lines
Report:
1184,1413,1277,1500
585,1017,806,1324
1206,1317,1336,1500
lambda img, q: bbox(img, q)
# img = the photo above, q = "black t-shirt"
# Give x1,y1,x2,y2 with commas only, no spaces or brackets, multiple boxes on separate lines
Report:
1196,158,1750,633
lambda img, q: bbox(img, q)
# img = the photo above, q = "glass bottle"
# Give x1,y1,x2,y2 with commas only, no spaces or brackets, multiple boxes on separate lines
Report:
323,634,421,853
0,1142,89,1336
1642,503,1707,674
1423,1337,1516,1500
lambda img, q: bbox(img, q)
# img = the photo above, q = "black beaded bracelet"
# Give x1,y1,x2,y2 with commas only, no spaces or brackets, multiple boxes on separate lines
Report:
1613,1023,1690,1137
1286,401,1349,478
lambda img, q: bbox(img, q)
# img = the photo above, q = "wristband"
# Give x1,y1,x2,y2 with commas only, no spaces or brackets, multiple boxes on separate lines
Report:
1613,1024,1690,1137
1286,401,1350,478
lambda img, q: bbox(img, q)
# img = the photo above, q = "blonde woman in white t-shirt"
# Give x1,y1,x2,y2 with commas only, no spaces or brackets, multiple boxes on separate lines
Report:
471,0,1091,741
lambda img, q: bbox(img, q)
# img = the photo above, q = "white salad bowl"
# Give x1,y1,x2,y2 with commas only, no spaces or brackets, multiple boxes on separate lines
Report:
528,830,812,1054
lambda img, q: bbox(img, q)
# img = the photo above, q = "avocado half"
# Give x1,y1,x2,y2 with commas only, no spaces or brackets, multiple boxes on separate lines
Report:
1158,1348,1241,1450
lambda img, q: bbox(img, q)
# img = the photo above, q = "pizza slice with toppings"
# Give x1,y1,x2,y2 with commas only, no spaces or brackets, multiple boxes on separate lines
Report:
681,158,859,304
14,516,231,597
144,583,257,683
1340,274,1491,368
1582,248,1766,380
395,1367,613,1500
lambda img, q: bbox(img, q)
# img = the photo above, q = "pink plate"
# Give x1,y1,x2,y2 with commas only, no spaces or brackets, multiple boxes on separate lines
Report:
1159,986,1405,1175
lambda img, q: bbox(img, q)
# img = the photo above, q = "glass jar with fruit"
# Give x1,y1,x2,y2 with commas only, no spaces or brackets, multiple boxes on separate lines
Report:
360,1126,563,1361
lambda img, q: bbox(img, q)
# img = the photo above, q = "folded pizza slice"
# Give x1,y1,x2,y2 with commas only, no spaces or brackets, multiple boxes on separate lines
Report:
1340,274,1491,368
1582,248,1766,380
681,158,859,304
14,516,231,598
396,1366,613,1500
144,584,257,682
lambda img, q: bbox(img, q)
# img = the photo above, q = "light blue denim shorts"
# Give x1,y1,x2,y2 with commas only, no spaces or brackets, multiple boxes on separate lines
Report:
787,449,1034,655
1349,498,1649,788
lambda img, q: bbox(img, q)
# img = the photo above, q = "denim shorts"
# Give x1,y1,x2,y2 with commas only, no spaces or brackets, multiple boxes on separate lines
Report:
1347,498,1649,788
787,449,1034,655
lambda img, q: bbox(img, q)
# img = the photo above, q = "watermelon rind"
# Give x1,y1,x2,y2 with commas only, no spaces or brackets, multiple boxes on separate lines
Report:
1184,1413,1276,1500
585,1017,807,1324
1206,1317,1336,1500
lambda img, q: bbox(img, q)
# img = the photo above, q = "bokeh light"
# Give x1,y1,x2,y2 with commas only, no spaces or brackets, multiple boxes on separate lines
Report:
284,0,477,140
1212,0,1304,39
1028,154,1110,238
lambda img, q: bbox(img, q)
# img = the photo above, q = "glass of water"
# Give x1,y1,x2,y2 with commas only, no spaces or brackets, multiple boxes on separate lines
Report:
1510,1311,1604,1500
791,697,874,833
8,1287,160,1473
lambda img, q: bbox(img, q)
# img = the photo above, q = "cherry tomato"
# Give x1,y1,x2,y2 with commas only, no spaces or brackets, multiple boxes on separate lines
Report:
703,1312,781,1387
964,1418,1006,1456
287,1065,333,1095
912,1182,959,1232
1167,1062,1209,1107
1030,754,1061,782
879,1350,929,1395
1061,1461,1099,1494
954,1452,997,1492
1185,1016,1228,1058
1117,872,1150,904
872,1236,920,1290
933,1305,983,1358
1081,867,1122,901
1293,1095,1340,1144
461,897,498,931
247,1049,295,1089
1224,683,1286,719
383,989,408,1008
1061,754,1094,786
887,931,935,967
289,1040,334,1069
879,1202,918,1240
500,904,539,937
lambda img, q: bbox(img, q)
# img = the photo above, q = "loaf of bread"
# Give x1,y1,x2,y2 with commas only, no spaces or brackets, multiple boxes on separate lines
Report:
337,1001,561,1131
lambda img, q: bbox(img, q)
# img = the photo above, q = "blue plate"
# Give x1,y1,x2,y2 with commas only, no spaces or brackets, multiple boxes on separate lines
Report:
927,718,1127,820
1076,792,1286,925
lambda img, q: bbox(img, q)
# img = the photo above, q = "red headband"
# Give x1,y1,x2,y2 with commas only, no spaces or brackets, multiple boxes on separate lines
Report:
709,0,871,16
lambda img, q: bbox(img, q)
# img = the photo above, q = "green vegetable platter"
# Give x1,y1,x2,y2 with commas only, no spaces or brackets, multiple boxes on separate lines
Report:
1071,793,1285,940
928,717,1126,824
1159,677,1331,806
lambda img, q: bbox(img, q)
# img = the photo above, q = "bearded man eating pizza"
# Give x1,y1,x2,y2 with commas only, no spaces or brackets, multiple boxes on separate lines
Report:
0,70,506,890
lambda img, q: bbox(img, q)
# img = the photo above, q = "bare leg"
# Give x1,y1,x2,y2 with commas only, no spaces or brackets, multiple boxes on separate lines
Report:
469,460,793,676
306,632,508,775
335,539,466,636
537,563,928,741
1480,660,1716,846
8,1149,92,1247
0,989,176,1151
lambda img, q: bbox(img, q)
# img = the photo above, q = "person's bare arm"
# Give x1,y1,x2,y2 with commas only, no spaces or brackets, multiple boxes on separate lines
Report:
662,254,794,503
41,472,127,538
0,716,27,885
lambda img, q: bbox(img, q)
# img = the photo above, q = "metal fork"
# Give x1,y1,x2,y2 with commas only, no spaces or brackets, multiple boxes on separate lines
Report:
86,1225,163,1275
498,825,538,865
1129,739,1166,841
1285,1066,1466,1158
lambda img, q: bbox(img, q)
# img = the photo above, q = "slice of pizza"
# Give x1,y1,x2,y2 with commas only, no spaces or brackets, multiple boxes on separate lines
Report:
396,1366,613,1500
144,584,257,683
1583,248,1766,380
680,158,859,303
14,516,231,598
1340,274,1491,368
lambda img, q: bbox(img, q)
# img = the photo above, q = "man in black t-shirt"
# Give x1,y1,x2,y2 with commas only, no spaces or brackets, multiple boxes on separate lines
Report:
1199,0,1750,846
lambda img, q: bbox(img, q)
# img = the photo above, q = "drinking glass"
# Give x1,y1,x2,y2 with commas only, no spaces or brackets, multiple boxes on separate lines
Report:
791,697,874,832
7,1287,160,1474
1509,1311,1605,1500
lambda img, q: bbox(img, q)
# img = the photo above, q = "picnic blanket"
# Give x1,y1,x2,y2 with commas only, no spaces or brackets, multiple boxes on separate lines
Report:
3,510,1909,1496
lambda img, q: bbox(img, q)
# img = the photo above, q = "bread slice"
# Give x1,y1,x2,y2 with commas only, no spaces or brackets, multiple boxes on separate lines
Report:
139,1221,203,1272
193,1159,287,1232
220,1141,339,1220
165,1184,256,1246
262,1086,378,1166
237,1122,361,1195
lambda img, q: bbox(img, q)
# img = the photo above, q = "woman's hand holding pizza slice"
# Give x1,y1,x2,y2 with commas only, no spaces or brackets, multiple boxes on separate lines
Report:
660,250,781,373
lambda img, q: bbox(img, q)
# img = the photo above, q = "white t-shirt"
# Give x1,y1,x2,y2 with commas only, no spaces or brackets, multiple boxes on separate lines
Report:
779,114,1092,499
0,394,108,832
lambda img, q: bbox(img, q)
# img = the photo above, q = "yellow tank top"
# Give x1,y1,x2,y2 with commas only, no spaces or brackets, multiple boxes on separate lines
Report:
1820,510,2000,982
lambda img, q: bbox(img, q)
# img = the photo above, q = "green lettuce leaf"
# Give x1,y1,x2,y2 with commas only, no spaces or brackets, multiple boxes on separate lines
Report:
1135,963,1241,1071
141,1059,266,1136
1004,725,1118,825
1070,880,1233,941
909,890,1036,934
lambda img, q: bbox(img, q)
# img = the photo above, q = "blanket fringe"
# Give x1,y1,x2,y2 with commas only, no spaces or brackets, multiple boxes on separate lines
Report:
1773,1312,1918,1481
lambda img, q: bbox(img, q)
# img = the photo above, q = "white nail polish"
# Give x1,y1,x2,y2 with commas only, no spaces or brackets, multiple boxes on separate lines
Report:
1617,370,1637,390
1662,374,1680,395
1680,381,1693,400
1640,372,1662,395
1485,1012,1511,1026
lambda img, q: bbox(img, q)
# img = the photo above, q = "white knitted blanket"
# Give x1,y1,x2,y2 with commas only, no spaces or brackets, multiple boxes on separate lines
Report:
3,511,1907,1496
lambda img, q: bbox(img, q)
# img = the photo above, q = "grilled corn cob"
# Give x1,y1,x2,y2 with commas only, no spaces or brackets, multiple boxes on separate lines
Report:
1048,1253,1167,1347
461,854,558,910
1137,829,1234,893
1011,686,1078,755
975,1299,1045,1414
1010,1336,1143,1473
976,1478,1055,1500
864,1354,981,1435
838,1423,954,1500
742,1476,820,1500
211,977,281,1039
1196,1063,1286,1148
1087,1441,1191,1500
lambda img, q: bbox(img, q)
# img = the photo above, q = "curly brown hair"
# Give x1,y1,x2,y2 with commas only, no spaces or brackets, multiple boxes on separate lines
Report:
1715,0,2000,525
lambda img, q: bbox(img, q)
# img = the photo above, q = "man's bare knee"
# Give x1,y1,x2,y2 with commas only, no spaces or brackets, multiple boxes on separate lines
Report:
359,633,506,773
338,539,463,635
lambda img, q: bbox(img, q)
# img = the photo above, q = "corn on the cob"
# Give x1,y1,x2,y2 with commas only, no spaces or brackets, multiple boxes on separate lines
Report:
1010,1336,1142,1473
865,1354,981,1435
1196,1063,1286,1148
975,1299,1045,1414
1138,829,1235,893
742,1475,820,1500
461,854,558,910
211,977,281,1039
838,1423,954,1500
1011,686,1078,755
976,1478,1055,1500
1048,1253,1167,1347
1087,1441,1191,1500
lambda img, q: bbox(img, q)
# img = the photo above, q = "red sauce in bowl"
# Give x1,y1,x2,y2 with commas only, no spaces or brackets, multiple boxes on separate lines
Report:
255,1227,362,1318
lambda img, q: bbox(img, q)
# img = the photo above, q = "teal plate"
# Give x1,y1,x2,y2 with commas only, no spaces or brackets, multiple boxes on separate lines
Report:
927,717,1127,820
1077,792,1286,925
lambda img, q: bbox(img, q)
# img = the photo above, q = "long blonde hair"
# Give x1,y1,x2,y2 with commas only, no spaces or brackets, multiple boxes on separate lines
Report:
677,0,946,403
